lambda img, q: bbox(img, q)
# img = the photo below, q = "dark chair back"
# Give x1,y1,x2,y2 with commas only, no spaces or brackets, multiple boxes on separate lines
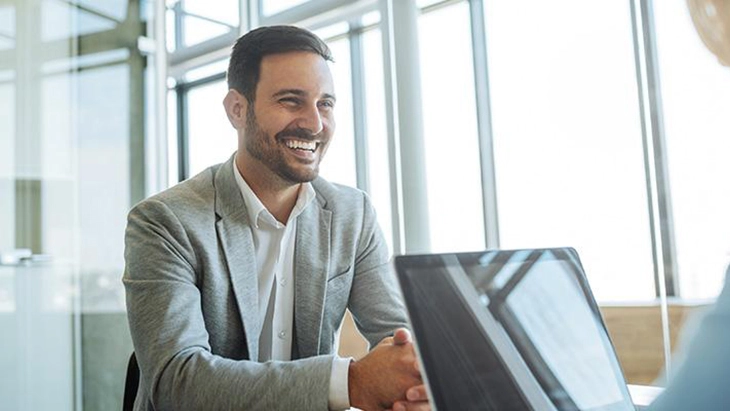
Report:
123,352,139,411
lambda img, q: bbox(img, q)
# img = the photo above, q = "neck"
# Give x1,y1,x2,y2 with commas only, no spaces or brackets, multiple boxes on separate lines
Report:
236,153,301,224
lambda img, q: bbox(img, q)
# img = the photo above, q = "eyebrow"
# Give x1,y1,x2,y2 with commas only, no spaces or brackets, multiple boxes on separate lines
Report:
272,89,337,101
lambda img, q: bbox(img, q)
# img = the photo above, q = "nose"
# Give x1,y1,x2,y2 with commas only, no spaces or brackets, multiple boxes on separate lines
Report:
297,104,324,135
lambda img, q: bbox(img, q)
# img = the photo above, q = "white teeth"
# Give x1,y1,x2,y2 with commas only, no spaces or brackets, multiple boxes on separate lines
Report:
285,140,317,151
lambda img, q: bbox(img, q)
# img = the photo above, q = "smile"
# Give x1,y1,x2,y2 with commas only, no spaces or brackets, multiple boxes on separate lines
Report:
284,139,319,152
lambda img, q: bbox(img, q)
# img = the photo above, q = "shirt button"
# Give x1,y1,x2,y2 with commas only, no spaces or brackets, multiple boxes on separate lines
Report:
279,278,287,286
278,330,287,339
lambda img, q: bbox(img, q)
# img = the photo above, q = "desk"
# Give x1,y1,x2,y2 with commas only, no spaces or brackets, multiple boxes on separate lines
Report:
629,384,663,409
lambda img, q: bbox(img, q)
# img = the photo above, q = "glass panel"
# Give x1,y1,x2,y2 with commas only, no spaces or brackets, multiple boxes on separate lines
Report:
419,2,485,253
166,7,176,52
76,64,130,313
654,1,730,300
183,0,238,26
183,58,228,82
42,0,117,42
187,80,237,176
319,36,357,188
0,6,15,51
262,0,310,17
485,0,655,303
0,81,14,251
183,14,231,47
77,0,128,22
1,0,148,409
362,27,394,253
180,0,237,47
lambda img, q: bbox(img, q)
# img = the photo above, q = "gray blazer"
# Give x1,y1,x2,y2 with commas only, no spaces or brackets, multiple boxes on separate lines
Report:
647,267,730,410
123,155,408,410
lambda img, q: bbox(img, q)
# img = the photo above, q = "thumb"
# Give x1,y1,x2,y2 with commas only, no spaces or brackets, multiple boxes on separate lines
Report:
393,328,412,345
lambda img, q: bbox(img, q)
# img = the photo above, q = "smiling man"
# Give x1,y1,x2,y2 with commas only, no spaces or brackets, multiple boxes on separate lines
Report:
123,26,429,411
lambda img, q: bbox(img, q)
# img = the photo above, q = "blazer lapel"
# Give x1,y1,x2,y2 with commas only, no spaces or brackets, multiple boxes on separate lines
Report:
214,155,260,361
294,196,332,358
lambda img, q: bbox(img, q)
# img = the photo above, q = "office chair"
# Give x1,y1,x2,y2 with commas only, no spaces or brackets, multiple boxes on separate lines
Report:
123,352,139,411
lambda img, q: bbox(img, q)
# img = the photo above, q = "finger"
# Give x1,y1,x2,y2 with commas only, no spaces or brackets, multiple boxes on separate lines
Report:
406,385,429,402
391,400,431,411
393,328,412,345
378,336,394,346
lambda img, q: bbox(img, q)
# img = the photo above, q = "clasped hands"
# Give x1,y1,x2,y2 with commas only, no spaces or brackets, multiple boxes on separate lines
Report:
348,328,431,411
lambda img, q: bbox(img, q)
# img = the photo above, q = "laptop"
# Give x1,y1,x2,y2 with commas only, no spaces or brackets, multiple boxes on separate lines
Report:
393,248,636,411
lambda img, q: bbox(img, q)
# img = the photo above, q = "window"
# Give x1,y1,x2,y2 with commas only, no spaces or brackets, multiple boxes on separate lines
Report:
186,79,237,177
419,2,485,253
363,26,395,253
484,0,655,302
318,35,357,188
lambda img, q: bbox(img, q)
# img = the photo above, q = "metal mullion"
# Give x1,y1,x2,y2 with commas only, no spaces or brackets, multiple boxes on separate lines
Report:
174,1,185,51
176,84,189,182
349,25,370,193
181,71,226,90
641,0,678,298
630,0,673,376
380,0,405,254
631,0,678,298
469,0,499,249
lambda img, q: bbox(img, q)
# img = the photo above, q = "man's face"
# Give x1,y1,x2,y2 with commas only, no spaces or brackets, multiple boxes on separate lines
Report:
242,51,336,184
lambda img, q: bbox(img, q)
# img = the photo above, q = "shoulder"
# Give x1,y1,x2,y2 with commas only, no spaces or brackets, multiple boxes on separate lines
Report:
128,163,224,224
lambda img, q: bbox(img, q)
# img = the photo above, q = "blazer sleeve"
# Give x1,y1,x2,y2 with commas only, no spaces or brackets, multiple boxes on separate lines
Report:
123,199,333,411
647,267,730,410
346,192,409,347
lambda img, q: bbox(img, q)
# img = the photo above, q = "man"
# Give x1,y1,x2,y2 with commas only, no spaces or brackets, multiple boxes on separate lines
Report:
124,25,429,410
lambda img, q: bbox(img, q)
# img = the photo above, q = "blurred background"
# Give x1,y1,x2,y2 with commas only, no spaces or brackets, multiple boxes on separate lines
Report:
1,0,729,409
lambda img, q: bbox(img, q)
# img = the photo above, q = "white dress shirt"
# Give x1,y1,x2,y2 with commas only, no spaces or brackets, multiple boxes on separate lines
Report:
233,159,351,410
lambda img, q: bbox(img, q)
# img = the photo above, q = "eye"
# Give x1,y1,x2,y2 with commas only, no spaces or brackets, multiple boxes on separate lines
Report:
279,97,301,108
318,100,335,110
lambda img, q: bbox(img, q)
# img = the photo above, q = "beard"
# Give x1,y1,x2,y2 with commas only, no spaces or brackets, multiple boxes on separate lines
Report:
244,105,325,184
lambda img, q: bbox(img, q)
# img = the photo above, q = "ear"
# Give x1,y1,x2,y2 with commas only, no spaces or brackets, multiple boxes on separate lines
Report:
223,89,248,129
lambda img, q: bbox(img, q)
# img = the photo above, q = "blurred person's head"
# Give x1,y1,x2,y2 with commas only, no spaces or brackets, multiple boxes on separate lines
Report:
687,0,730,66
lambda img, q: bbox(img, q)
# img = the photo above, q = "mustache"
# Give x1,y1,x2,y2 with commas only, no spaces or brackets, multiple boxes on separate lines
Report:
275,127,319,141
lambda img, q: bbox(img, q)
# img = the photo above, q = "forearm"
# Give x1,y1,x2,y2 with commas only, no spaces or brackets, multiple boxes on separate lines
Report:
145,348,334,410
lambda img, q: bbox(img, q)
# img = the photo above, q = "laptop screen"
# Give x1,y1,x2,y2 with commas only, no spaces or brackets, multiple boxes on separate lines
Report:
394,248,635,411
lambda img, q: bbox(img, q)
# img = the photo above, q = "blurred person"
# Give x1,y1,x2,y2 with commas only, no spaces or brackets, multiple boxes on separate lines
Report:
123,25,429,411
648,1,730,409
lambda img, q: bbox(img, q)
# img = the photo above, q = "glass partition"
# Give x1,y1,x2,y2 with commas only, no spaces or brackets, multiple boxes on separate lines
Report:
0,0,155,409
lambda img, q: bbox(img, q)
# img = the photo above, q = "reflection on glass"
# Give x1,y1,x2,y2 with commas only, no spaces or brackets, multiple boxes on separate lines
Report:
485,0,655,301
75,64,130,313
42,0,118,42
187,80,237,176
419,3,485,253
362,27,394,253
654,1,730,300
318,36,357,188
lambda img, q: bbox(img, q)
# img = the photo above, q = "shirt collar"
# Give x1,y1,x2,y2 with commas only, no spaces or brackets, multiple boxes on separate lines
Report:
232,153,316,229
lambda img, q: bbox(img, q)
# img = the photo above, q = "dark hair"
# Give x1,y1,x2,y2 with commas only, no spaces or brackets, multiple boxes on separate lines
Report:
227,25,333,102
